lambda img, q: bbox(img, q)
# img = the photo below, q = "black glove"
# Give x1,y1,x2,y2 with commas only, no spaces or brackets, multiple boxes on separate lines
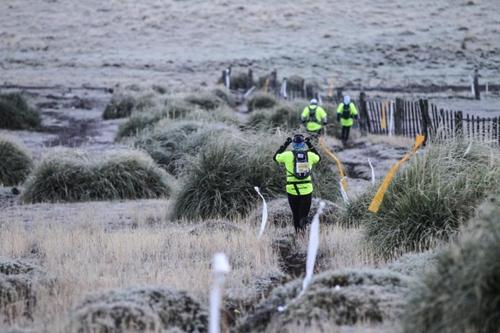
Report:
354,114,359,120
337,114,341,121
305,136,313,148
284,137,292,146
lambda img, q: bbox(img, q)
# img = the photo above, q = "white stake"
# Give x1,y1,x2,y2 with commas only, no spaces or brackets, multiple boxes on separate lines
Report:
300,201,325,296
368,159,376,185
225,69,231,90
339,177,350,203
470,75,475,96
209,253,231,333
388,101,395,137
254,186,268,239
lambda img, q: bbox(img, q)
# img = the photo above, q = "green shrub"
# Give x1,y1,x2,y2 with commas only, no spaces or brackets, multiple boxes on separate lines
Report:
0,93,41,130
365,140,500,258
247,93,277,111
0,137,32,186
338,185,378,227
172,134,285,220
403,194,500,333
22,149,173,203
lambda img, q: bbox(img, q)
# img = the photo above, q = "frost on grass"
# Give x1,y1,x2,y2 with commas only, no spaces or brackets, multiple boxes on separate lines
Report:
403,194,500,333
0,258,48,324
21,149,173,203
0,137,32,186
236,268,410,332
69,286,208,333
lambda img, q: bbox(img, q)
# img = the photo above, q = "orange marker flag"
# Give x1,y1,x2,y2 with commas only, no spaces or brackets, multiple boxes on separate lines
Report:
368,135,425,213
319,137,348,191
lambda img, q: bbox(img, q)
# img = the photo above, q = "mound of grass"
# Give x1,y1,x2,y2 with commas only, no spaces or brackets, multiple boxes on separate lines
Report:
184,92,224,110
0,93,41,130
365,140,500,257
247,93,277,112
403,194,500,333
338,185,378,227
172,134,285,220
69,286,207,332
212,88,237,107
22,149,173,203
227,71,254,91
116,110,169,139
102,95,136,119
237,268,410,332
172,132,339,220
0,137,32,186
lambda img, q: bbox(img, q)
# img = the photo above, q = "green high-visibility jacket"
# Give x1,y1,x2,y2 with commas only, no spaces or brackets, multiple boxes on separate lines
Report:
337,102,358,127
301,105,328,133
274,150,320,196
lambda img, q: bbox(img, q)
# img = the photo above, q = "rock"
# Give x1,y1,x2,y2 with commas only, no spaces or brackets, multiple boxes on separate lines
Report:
69,286,208,333
0,258,48,324
247,198,340,228
235,269,410,332
188,219,242,235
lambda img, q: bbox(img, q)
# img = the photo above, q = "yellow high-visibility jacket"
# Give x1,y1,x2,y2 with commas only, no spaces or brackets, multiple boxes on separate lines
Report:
274,150,320,196
301,105,328,133
337,102,358,127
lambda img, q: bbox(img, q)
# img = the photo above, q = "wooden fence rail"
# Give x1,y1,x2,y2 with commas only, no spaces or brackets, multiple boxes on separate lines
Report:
360,96,500,145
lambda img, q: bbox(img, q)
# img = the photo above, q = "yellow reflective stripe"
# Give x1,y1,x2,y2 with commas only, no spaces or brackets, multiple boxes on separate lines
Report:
368,135,425,213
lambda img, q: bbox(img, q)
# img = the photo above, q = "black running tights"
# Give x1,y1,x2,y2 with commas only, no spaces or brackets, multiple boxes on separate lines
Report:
287,193,312,233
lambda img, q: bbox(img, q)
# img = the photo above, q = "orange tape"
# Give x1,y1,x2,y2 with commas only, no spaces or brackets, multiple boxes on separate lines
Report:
368,135,425,213
319,137,348,191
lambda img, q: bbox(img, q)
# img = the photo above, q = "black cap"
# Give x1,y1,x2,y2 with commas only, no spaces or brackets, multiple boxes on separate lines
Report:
292,134,305,144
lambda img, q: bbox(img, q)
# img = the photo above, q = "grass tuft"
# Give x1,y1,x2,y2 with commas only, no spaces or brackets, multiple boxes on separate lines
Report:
364,139,500,257
403,193,500,333
0,93,41,130
247,93,277,112
0,137,32,186
22,149,173,203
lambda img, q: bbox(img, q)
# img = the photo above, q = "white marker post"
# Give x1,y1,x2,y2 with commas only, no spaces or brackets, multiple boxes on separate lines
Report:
388,101,395,137
368,159,376,185
254,186,268,239
339,177,350,204
300,201,325,296
225,69,231,90
278,202,326,312
209,253,231,333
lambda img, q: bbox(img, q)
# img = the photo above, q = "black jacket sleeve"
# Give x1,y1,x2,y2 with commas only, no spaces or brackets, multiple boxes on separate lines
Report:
274,141,291,162
306,142,321,162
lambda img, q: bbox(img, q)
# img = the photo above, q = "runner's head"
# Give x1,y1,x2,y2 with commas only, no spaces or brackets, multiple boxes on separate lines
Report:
309,98,318,107
343,95,351,105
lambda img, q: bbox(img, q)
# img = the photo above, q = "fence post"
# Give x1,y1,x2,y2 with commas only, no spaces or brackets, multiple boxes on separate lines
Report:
455,111,463,138
419,99,430,144
247,68,254,90
473,69,481,100
394,98,404,136
359,92,369,135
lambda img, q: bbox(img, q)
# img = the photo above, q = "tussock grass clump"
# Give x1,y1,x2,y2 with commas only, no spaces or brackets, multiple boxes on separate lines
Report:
22,149,173,203
102,95,136,119
338,185,377,227
248,101,304,130
247,93,277,111
365,140,500,257
172,133,340,220
172,134,285,220
0,137,32,186
185,92,224,110
116,110,169,139
403,194,500,333
0,93,41,130
69,286,208,333
212,88,237,107
237,268,410,332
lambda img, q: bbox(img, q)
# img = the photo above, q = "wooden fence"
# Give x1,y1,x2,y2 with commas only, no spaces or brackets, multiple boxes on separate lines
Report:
359,95,500,145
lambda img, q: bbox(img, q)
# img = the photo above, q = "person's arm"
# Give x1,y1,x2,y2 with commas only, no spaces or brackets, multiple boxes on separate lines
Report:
351,103,359,120
301,107,309,124
274,137,292,162
321,108,328,125
336,104,342,121
305,137,321,162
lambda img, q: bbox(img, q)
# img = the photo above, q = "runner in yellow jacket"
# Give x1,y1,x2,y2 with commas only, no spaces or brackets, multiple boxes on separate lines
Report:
274,134,321,232
301,99,328,135
337,95,358,144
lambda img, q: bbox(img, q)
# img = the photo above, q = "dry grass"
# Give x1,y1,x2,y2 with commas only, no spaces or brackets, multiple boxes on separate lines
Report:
0,200,376,332
365,134,415,148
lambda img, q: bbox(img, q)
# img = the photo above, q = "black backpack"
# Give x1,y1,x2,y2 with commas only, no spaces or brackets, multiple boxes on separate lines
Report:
308,106,317,122
293,151,310,179
341,103,352,119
